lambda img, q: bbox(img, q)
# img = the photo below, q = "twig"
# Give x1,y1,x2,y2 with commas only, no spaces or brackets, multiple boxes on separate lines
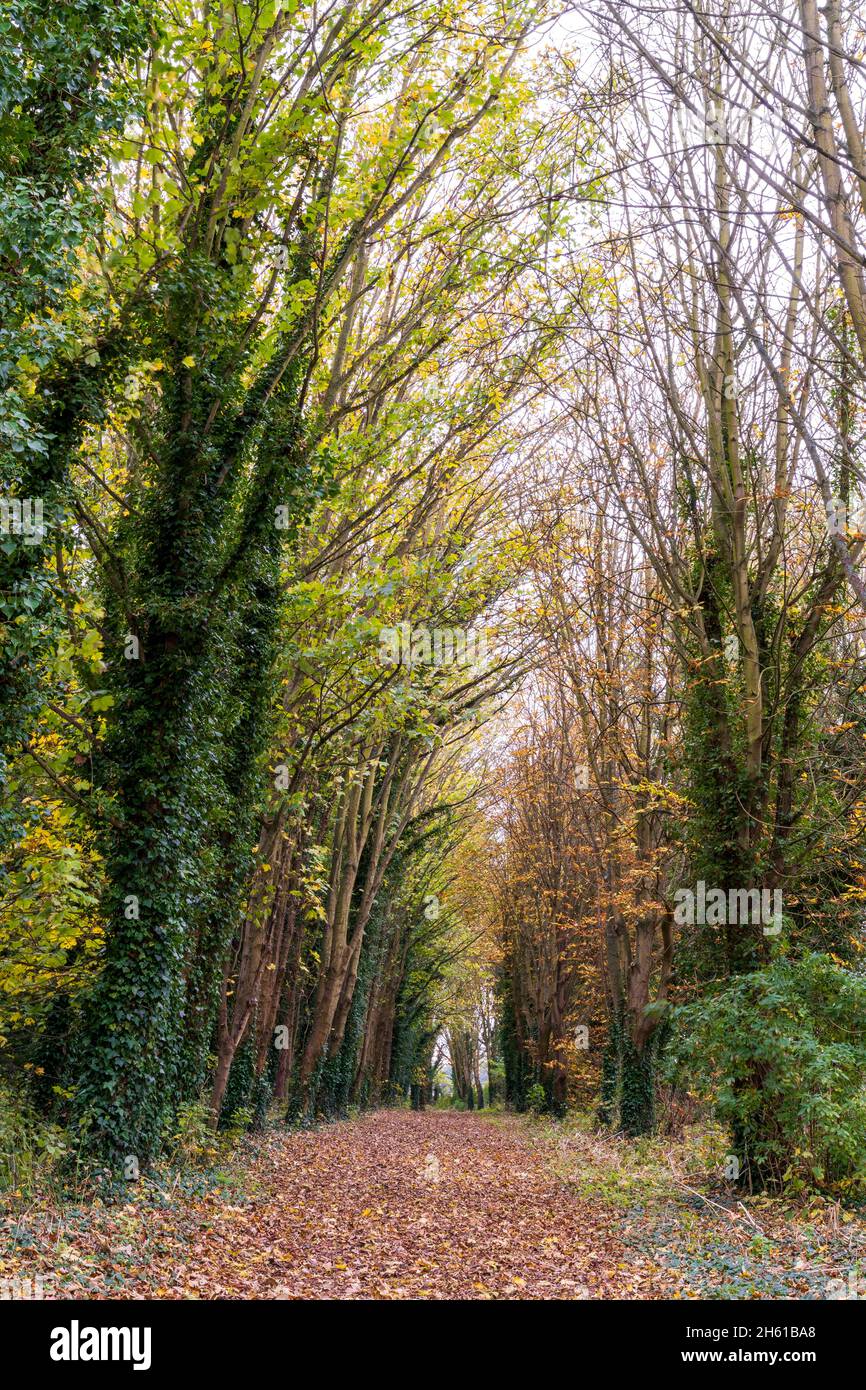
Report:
737,1200,766,1236
665,1154,764,1234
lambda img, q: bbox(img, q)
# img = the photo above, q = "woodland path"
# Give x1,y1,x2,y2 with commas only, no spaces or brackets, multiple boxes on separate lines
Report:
134,1109,662,1300
6,1111,665,1300
8,1110,857,1299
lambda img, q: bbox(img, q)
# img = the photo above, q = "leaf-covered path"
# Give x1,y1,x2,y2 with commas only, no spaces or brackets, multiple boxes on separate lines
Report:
142,1110,663,1300
4,1111,666,1300
7,1110,864,1299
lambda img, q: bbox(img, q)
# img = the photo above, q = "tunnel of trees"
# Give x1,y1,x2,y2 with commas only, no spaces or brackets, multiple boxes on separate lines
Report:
4,0,866,1202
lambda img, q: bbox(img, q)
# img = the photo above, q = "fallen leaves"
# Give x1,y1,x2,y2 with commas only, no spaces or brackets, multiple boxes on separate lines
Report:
4,1110,864,1300
1,1112,658,1300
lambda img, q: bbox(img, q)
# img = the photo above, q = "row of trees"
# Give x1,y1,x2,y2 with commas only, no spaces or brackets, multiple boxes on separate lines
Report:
0,0,593,1171
451,0,866,1190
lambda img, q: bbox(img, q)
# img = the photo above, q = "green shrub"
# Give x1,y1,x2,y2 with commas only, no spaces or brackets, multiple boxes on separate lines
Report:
525,1082,547,1115
0,1081,68,1197
666,954,866,1192
164,1100,219,1167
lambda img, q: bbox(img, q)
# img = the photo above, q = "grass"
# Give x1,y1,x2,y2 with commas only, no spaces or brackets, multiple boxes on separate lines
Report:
515,1108,866,1299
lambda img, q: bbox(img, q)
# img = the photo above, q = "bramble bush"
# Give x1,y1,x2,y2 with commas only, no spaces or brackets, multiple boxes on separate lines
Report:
666,954,866,1192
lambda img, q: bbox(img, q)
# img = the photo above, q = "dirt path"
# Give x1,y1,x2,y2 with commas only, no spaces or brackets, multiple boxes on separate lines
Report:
3,1110,666,1300
241,1110,671,1298
149,1110,664,1299
9,1109,858,1299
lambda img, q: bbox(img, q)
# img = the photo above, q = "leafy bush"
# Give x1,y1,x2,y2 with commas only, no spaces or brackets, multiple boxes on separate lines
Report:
666,954,866,1191
525,1082,547,1115
0,1080,67,1197
164,1100,219,1167
164,1098,253,1171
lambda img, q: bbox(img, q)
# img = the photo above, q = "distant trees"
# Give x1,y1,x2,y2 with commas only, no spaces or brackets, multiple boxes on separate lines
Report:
468,507,677,1130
